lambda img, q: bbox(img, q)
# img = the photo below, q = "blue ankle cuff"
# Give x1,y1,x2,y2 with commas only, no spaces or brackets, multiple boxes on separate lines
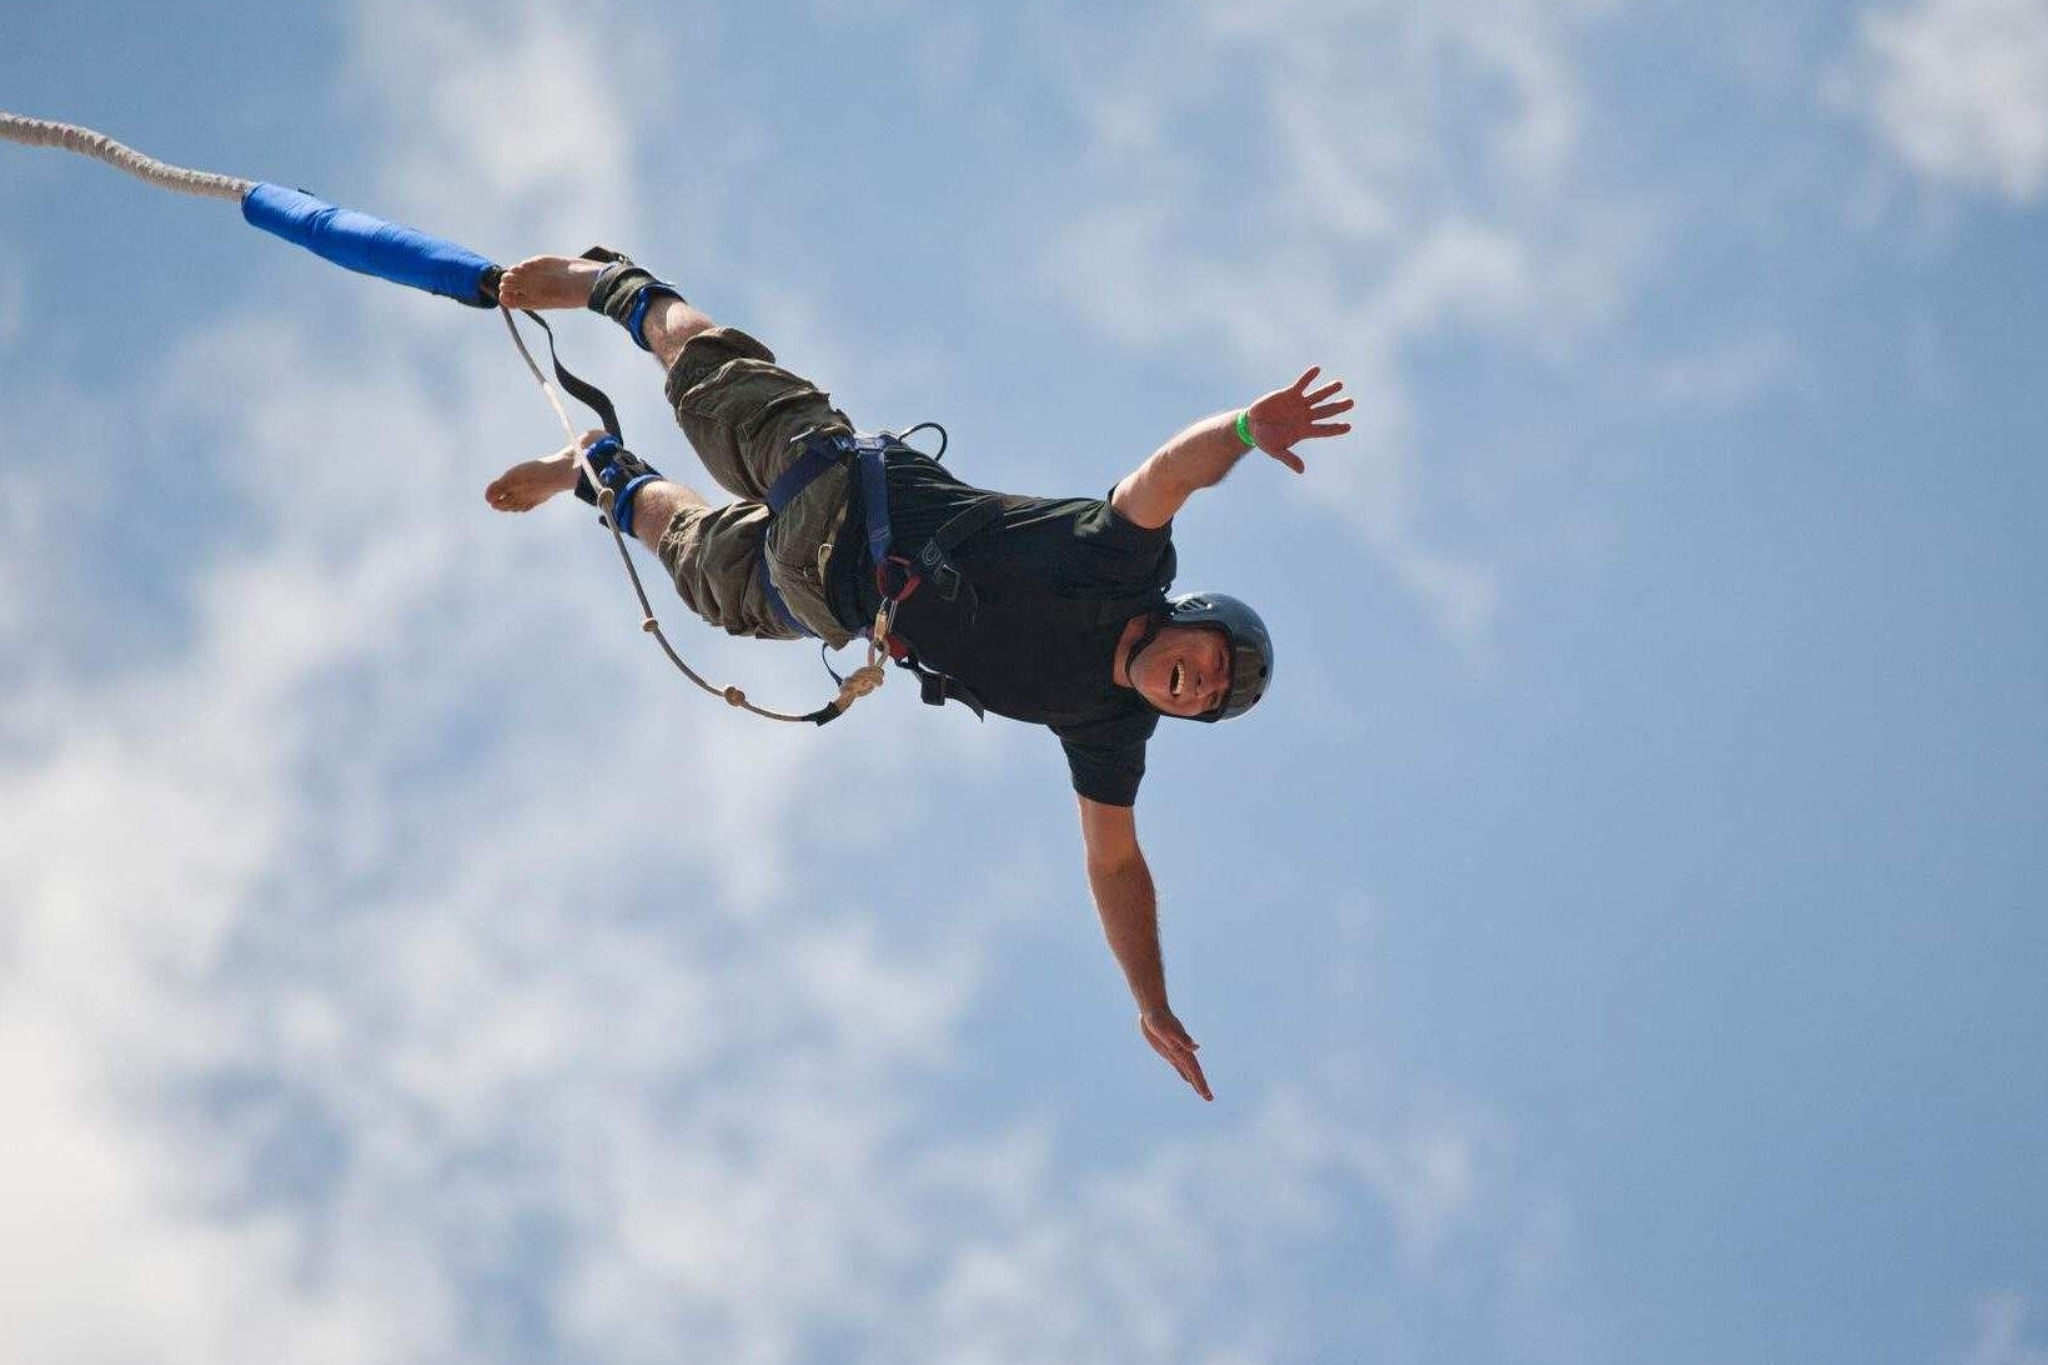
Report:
624,280,684,353
612,473,662,536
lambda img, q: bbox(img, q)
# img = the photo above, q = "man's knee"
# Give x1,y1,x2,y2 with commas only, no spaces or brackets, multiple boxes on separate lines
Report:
662,326,782,406
646,297,715,371
629,480,708,553
654,499,802,641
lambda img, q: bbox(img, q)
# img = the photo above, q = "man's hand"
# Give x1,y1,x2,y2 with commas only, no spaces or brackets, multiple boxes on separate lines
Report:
1245,366,1353,475
1141,1007,1213,1101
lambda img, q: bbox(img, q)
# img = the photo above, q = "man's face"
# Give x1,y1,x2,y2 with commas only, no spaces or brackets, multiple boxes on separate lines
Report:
1131,624,1233,718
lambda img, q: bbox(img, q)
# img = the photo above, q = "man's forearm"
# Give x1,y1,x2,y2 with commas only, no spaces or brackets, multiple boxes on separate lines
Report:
1087,853,1170,1013
1149,409,1254,498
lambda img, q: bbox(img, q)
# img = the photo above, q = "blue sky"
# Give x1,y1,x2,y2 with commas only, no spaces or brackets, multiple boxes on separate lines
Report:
3,1,2045,1363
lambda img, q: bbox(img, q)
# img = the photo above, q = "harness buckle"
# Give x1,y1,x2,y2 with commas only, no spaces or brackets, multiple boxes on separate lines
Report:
877,554,923,604
869,600,911,662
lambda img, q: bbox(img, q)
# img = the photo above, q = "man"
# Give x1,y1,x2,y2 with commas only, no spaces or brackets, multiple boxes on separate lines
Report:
486,252,1352,1101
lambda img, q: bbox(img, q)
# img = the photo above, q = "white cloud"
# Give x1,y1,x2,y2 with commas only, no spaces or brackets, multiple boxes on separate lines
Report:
0,5,1612,1363
1043,0,1636,642
1855,0,2048,201
1961,1292,2048,1365
342,0,641,246
1651,332,1803,412
0,335,1590,1358
0,263,958,1365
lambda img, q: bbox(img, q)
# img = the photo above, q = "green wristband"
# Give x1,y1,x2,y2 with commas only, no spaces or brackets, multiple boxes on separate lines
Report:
1235,408,1256,449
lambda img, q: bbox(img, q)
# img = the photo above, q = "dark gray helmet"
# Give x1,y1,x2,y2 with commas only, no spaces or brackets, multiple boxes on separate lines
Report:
1163,591,1274,722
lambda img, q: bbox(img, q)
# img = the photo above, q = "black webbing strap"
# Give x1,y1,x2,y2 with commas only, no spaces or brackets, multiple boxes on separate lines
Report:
517,309,625,442
898,497,1003,609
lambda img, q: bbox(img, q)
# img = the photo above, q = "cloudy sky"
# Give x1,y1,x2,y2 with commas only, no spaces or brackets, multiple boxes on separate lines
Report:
3,0,2045,1362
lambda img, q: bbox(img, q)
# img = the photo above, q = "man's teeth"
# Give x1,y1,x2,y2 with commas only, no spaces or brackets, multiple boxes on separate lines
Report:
1171,662,1184,697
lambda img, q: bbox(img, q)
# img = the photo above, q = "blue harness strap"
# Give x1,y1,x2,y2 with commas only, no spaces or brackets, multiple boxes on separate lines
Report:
764,436,848,517
756,429,897,640
855,436,895,570
757,561,810,636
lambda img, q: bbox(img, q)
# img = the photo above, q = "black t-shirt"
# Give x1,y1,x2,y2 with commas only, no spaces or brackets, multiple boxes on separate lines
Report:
827,450,1175,806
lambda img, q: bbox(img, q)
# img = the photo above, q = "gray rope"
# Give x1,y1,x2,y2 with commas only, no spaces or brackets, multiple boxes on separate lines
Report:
0,111,253,202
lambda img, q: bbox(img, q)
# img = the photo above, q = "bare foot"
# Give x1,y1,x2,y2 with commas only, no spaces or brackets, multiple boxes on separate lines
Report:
485,449,580,512
497,255,606,311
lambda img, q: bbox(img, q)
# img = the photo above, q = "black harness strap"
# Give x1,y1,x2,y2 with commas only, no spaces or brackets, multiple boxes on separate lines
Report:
518,310,624,442
881,497,1004,612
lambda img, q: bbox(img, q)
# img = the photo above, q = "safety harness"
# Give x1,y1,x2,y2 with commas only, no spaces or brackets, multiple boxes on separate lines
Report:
760,426,1004,717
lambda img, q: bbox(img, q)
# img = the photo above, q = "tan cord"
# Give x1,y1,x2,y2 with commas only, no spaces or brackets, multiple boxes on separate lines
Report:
0,111,253,201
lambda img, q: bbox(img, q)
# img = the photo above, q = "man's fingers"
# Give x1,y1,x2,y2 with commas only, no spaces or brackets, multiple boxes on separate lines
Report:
1311,398,1354,419
1171,1045,1213,1100
1140,1015,1214,1100
1165,1045,1209,1099
1306,380,1344,404
1270,447,1307,474
1307,423,1350,439
1147,1034,1199,1088
1291,365,1322,395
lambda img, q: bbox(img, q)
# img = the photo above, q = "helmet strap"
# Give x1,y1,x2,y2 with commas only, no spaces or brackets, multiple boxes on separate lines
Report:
1122,613,1168,701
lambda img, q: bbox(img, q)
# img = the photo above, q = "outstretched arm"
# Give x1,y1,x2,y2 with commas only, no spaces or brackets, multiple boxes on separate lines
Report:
1110,366,1353,530
1077,795,1213,1101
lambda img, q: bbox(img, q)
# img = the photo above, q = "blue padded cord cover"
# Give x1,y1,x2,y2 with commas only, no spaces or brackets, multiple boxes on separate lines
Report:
241,183,499,307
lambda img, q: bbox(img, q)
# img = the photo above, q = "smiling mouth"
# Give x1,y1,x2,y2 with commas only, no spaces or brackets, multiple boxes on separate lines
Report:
1170,661,1186,701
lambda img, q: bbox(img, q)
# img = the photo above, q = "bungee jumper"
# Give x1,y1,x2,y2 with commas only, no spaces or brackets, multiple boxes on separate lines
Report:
3,114,1352,1101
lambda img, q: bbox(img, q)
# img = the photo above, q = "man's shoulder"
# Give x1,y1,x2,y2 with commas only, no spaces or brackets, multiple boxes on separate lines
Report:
1053,701,1158,807
1052,698,1159,749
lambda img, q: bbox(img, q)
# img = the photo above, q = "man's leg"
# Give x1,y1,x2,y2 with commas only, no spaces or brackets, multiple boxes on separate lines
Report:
485,430,704,555
496,253,859,646
484,433,802,641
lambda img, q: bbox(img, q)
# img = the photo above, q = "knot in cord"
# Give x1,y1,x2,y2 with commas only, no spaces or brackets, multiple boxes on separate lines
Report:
835,663,887,708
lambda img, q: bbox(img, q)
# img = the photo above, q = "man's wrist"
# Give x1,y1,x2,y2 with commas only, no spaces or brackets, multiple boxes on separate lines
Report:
1234,408,1257,449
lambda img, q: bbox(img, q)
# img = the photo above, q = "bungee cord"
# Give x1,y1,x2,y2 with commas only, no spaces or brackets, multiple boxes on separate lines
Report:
0,112,254,201
1,109,885,726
